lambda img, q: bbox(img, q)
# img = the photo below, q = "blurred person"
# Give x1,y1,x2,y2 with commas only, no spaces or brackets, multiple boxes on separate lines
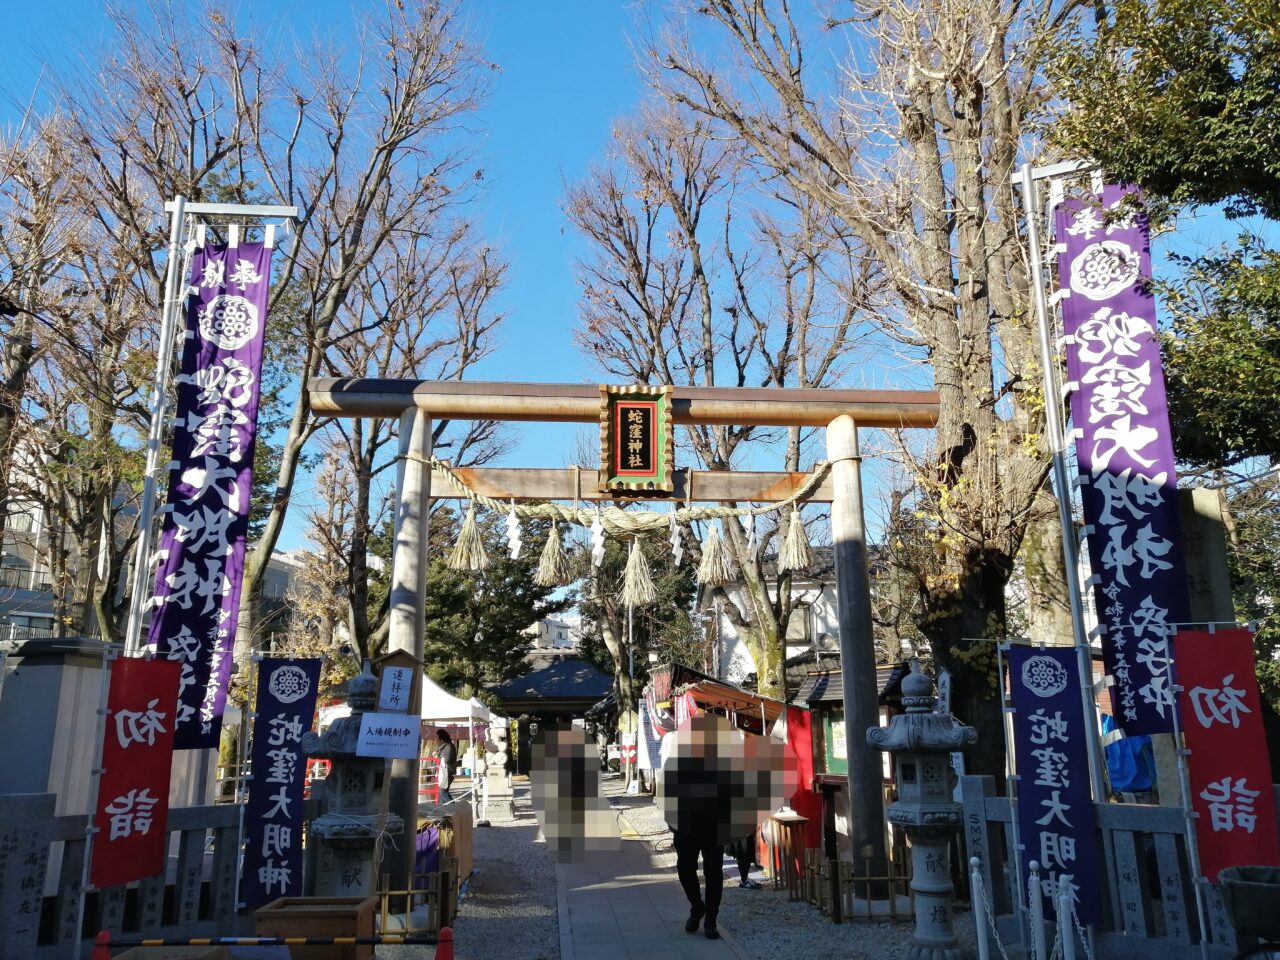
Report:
530,725,620,863
434,728,456,803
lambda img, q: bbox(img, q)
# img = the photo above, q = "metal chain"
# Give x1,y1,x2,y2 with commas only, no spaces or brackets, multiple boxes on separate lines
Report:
975,863,1014,960
1070,894,1096,960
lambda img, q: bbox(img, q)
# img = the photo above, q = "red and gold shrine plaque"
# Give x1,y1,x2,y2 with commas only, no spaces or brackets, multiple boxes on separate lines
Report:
599,385,675,495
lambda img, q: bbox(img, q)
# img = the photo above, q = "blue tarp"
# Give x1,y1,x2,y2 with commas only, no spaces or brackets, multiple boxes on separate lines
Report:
1102,713,1156,792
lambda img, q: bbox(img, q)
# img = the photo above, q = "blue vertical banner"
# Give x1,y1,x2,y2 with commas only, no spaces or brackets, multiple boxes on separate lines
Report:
150,241,276,748
1057,188,1188,734
1008,646,1101,925
242,657,321,909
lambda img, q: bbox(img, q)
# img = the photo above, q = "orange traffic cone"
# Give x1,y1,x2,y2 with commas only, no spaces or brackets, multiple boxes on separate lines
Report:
91,929,112,960
436,925,454,960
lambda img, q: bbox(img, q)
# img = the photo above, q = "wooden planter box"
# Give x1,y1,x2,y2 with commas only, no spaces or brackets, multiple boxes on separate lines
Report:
255,896,377,960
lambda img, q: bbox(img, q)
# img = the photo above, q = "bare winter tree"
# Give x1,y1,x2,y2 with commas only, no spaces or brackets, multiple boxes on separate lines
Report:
567,103,878,696
0,2,503,654
314,225,507,662
652,0,1077,772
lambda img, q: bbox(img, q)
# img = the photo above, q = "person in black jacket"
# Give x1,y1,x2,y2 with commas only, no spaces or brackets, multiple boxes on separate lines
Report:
434,728,457,802
660,714,762,940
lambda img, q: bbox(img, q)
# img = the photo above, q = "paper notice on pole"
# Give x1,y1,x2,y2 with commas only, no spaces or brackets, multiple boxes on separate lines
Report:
377,666,414,712
356,712,421,759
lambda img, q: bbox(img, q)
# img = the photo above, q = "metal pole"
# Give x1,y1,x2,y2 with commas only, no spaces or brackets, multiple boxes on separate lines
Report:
387,409,432,895
1059,875,1077,960
1170,641,1214,960
124,195,189,656
972,858,991,960
997,642,1030,953
1029,861,1047,960
826,415,888,893
75,646,119,948
627,603,634,790
1016,164,1108,808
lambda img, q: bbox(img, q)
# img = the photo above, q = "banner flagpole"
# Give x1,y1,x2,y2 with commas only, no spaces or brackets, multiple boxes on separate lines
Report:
123,195,190,657
75,645,120,948
1014,163,1108,809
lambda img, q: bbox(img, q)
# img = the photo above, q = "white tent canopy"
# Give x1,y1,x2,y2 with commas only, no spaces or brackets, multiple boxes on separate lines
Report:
422,674,490,723
316,675,492,731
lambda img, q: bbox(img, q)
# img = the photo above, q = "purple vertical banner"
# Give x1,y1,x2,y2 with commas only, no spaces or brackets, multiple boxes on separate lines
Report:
242,658,321,909
1008,645,1101,925
1057,186,1188,735
149,242,274,749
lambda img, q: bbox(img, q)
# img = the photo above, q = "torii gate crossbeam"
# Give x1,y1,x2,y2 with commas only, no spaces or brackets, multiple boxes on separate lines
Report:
308,379,939,900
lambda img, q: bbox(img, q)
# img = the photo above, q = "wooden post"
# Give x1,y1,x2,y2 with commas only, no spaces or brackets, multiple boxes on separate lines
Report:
826,415,888,894
387,409,432,895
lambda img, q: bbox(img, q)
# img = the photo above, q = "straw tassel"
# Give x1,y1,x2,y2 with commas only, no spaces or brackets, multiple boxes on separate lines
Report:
696,522,735,586
448,504,490,571
779,506,814,572
534,523,573,587
620,538,656,607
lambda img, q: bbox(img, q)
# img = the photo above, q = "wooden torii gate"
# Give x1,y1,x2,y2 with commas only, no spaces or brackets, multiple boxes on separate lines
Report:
309,378,940,894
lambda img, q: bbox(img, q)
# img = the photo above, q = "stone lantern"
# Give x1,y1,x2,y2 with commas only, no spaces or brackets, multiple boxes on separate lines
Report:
867,660,977,960
301,663,404,897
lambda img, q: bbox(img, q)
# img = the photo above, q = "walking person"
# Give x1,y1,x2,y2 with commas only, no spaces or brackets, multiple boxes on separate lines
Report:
434,728,457,803
660,715,741,940
729,831,761,889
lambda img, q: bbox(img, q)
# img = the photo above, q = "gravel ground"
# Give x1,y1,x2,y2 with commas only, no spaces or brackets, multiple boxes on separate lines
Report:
601,774,981,960
379,780,559,960
379,771,984,960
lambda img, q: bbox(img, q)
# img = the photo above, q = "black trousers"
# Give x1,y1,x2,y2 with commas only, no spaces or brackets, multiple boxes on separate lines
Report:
673,829,724,919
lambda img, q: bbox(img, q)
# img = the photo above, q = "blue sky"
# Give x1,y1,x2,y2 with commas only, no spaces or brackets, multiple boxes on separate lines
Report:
2,2,1268,555
1,1,652,550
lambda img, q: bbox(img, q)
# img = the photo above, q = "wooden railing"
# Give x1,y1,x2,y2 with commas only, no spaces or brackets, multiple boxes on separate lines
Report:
0,793,242,960
957,774,1272,960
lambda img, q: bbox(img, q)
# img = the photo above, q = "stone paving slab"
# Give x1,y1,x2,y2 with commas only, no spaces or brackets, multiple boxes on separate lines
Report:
556,820,751,960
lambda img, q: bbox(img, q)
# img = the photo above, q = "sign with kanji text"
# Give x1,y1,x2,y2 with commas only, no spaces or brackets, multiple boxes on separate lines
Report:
1008,645,1101,924
241,657,321,909
599,385,675,495
378,665,414,713
1057,188,1187,735
91,657,181,888
149,240,275,749
1174,629,1280,881
357,712,421,759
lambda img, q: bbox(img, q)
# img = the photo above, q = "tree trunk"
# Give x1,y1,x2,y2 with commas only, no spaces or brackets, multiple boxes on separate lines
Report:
926,560,1010,784
1021,492,1074,646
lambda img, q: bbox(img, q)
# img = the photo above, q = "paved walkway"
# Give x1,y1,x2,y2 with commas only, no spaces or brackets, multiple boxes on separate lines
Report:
556,828,751,960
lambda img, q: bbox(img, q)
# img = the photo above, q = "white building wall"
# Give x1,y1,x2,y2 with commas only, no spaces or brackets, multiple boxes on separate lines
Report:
712,581,841,683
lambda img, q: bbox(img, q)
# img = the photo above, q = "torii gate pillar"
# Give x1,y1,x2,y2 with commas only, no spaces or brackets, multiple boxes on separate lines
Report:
827,415,889,890
387,408,432,894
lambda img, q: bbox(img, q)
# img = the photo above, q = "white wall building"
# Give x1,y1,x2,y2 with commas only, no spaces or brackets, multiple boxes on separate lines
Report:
523,614,582,650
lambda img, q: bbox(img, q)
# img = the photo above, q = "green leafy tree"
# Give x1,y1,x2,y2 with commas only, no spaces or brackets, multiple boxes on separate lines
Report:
1052,0,1280,220
1051,0,1280,471
422,509,573,697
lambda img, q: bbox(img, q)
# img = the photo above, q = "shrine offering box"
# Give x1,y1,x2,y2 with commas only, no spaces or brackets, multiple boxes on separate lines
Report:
254,896,378,960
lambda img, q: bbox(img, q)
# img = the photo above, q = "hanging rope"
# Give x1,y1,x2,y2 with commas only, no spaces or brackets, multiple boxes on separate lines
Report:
405,454,832,536
533,522,573,587
620,538,657,606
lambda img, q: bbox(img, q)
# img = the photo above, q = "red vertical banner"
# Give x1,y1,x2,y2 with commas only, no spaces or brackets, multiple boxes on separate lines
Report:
1174,629,1280,880
91,658,181,888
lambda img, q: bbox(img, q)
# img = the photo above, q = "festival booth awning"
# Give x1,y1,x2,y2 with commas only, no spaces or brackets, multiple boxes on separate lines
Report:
646,663,821,854
676,674,787,736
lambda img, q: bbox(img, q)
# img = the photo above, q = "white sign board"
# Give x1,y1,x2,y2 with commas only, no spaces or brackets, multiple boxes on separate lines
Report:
378,666,414,712
356,711,420,759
